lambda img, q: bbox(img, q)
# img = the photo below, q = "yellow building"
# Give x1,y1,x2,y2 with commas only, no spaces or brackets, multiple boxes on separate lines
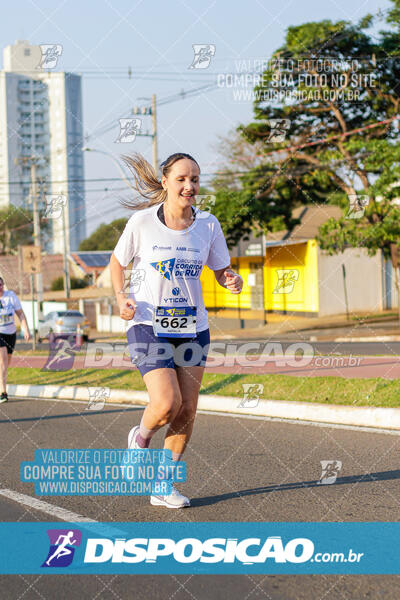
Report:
201,204,385,322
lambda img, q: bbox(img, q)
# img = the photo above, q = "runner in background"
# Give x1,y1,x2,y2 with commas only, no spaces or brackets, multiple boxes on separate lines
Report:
110,152,243,508
0,277,31,403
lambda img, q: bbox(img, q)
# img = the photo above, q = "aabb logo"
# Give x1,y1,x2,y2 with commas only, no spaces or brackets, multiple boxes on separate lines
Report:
42,529,82,568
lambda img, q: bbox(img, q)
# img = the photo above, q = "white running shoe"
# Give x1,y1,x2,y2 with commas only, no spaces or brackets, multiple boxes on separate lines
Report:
122,426,143,482
127,425,141,449
150,485,190,509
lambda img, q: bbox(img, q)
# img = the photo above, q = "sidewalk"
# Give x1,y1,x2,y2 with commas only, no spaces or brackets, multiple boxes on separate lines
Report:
79,312,399,344
209,311,400,341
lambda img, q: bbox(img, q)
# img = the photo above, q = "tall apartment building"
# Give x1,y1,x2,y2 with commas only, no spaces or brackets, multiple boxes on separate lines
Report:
0,40,86,252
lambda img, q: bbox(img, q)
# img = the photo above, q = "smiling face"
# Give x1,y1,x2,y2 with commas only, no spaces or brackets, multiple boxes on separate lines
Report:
161,158,200,211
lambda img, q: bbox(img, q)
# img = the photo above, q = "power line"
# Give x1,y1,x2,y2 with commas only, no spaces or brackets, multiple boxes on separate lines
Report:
85,83,217,141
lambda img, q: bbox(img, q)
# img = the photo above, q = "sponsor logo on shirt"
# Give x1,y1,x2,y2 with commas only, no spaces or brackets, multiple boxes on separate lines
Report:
152,245,172,251
163,297,188,303
163,287,188,303
175,246,200,253
150,258,202,280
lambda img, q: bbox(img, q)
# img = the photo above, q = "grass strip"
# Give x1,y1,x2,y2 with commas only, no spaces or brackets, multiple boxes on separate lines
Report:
6,368,400,408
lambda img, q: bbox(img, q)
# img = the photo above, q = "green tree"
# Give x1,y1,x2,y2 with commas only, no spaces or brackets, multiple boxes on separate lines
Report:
79,218,128,251
51,276,90,291
315,2,400,322
0,206,52,254
0,206,35,254
212,6,400,250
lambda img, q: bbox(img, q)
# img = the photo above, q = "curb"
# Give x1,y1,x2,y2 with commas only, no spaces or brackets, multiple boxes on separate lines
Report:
7,384,400,431
334,336,400,343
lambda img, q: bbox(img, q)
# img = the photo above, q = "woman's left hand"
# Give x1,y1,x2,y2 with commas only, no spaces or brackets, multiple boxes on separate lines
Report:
224,270,243,294
23,329,31,342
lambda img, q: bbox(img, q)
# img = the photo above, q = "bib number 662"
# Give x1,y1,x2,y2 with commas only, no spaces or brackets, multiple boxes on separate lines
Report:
160,317,188,329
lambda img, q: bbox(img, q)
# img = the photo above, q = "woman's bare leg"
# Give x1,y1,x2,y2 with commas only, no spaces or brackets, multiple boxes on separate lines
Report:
163,365,204,455
141,368,182,431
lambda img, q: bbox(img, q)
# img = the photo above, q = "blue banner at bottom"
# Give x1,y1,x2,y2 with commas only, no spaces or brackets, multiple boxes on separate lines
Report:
0,522,398,574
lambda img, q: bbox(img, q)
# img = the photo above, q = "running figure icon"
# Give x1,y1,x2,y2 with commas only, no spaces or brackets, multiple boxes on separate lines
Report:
45,531,77,566
43,337,75,371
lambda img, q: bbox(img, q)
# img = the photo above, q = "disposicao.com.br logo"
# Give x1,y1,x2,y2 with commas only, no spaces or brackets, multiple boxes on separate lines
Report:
81,536,362,565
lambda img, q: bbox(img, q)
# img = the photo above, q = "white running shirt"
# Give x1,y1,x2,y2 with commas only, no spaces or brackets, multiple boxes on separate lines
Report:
113,204,231,332
0,290,22,334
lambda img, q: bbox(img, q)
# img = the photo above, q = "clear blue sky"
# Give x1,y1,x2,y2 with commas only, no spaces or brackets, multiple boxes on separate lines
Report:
2,0,393,236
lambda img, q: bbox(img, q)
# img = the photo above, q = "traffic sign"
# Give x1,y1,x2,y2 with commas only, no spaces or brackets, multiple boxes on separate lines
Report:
21,246,42,274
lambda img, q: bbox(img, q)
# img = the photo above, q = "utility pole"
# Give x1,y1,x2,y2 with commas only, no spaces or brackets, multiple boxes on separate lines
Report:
132,95,158,174
29,160,44,313
61,200,70,299
15,156,44,313
152,94,158,176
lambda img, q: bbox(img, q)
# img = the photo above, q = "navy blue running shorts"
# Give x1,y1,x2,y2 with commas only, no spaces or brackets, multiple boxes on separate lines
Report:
126,323,210,377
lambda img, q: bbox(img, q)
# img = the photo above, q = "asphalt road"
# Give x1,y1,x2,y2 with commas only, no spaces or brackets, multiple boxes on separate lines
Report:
1,397,400,598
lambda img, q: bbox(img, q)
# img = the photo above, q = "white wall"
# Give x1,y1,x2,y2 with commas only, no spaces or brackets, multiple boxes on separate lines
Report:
95,302,126,333
317,248,383,316
20,300,68,331
20,300,39,332
42,301,67,316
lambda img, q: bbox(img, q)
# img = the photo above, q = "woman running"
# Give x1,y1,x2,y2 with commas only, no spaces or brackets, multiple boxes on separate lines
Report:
110,152,243,508
0,277,31,403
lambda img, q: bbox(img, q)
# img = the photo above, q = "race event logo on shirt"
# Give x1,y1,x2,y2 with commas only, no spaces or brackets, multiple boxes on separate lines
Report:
150,259,176,280
42,529,82,568
150,258,202,280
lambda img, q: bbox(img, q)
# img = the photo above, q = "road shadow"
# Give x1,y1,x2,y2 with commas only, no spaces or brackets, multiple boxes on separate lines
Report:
190,469,400,507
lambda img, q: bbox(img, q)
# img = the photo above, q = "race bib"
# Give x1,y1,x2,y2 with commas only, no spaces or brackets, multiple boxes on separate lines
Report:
152,306,197,338
0,312,13,326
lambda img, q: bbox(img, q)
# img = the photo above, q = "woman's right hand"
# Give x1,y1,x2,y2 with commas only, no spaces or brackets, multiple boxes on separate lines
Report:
119,297,136,321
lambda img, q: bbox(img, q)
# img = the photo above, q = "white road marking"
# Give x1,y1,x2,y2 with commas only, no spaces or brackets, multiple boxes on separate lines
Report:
0,488,127,537
0,488,96,522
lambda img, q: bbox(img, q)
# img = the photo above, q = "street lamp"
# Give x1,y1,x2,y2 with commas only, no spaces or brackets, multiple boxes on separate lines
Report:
82,147,134,190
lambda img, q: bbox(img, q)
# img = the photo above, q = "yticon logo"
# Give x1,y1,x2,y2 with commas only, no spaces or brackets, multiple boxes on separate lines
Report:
42,529,82,568
163,286,188,303
84,536,314,564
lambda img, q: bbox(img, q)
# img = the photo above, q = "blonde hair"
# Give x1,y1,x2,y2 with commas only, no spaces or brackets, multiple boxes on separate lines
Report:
121,152,200,210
